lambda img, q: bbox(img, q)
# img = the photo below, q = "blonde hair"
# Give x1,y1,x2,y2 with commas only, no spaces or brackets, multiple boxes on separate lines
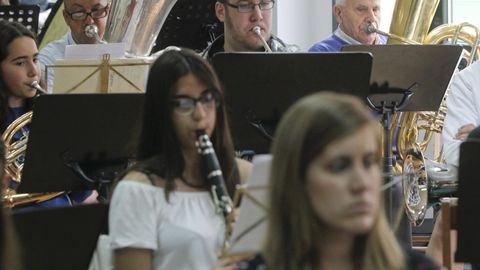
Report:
263,92,405,270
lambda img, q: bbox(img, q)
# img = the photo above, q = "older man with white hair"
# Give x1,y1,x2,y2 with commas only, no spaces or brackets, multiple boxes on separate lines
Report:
309,0,385,52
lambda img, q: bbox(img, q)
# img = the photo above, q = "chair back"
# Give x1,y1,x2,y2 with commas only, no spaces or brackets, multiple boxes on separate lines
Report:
440,197,458,269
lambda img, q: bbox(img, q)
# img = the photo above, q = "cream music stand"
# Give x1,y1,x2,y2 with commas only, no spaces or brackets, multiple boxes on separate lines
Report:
224,155,271,257
46,54,152,93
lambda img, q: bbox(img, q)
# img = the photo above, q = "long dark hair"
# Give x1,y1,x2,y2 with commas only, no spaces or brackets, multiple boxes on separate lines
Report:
0,20,37,133
126,48,238,198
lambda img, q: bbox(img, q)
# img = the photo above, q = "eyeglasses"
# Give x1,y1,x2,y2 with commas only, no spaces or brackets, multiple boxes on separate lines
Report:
172,90,219,116
223,1,275,13
65,4,109,21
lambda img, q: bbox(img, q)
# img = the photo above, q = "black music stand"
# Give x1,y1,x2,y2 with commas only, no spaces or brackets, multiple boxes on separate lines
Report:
342,45,462,226
456,141,480,269
18,94,144,202
0,5,40,33
11,203,108,270
342,45,463,111
212,52,373,154
152,0,223,53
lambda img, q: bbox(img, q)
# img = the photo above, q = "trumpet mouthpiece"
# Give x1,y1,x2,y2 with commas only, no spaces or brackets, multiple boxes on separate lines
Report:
84,24,99,38
84,24,106,44
365,23,377,34
31,81,46,93
253,26,261,36
252,26,272,52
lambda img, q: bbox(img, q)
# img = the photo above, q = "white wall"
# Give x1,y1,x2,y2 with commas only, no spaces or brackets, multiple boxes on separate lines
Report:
275,0,333,51
379,0,395,32
451,0,480,25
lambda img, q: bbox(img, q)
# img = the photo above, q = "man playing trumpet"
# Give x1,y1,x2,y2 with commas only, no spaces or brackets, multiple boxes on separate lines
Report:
309,0,386,52
202,0,297,60
38,0,110,91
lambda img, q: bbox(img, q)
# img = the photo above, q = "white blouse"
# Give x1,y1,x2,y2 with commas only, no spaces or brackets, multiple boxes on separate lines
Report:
109,180,225,270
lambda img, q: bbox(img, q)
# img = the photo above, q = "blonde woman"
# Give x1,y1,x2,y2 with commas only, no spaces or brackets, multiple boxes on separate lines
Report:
235,92,439,270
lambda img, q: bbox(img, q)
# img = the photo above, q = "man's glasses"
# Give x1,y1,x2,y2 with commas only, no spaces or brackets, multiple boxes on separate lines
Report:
65,4,109,21
172,90,219,116
224,1,275,13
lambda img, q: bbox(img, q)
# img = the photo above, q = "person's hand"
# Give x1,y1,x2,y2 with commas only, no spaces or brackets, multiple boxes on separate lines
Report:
214,254,253,270
454,124,475,141
214,257,240,270
0,0,10,5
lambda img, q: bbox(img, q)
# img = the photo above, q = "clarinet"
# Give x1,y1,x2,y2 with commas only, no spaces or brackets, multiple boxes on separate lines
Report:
195,129,233,219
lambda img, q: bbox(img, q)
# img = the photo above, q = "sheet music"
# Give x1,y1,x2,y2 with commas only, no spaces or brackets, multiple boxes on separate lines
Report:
65,43,126,59
228,155,271,254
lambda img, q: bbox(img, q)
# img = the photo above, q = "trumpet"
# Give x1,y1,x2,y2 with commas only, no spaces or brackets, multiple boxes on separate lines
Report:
84,24,106,44
31,81,46,94
365,22,420,45
253,26,272,52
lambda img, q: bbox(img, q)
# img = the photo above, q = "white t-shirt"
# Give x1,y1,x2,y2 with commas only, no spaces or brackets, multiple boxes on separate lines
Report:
109,180,225,270
442,60,480,166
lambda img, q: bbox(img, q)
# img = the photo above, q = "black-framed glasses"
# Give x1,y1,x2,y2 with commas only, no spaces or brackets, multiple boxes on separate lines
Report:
224,1,275,13
65,4,109,21
172,90,219,116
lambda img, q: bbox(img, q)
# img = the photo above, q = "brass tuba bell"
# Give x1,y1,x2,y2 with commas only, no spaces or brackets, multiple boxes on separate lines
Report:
103,0,178,57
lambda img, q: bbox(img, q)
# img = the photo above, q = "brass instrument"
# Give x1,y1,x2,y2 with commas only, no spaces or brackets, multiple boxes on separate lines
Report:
84,24,106,44
376,0,480,225
425,22,480,66
2,82,63,208
366,23,419,45
104,0,178,57
253,26,273,52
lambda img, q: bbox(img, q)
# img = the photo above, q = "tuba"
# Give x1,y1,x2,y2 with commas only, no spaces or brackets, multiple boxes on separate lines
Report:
2,82,63,208
380,0,480,225
103,0,178,57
